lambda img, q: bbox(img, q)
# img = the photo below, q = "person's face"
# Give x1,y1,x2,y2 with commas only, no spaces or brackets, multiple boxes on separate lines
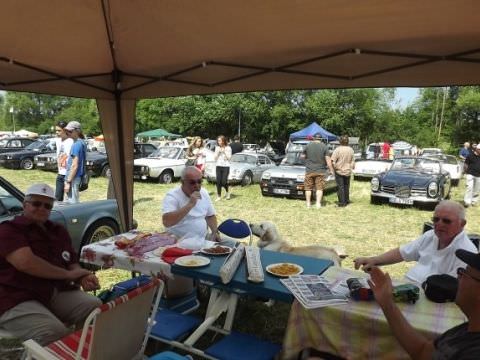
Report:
195,139,202,147
433,207,465,244
181,170,203,196
217,137,224,146
23,195,54,224
55,127,64,137
455,265,480,311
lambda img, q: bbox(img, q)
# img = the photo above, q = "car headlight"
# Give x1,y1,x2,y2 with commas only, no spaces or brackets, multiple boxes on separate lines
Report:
296,174,305,182
49,157,55,162
371,177,380,191
86,160,93,166
262,172,271,180
428,182,438,197
6,156,12,160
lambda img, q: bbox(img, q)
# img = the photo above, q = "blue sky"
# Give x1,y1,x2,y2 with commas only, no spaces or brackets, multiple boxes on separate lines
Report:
395,87,419,108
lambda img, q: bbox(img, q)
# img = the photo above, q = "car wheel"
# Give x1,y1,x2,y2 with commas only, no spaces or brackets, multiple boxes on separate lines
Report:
101,164,111,177
20,158,34,170
81,218,119,248
241,171,253,186
159,170,174,184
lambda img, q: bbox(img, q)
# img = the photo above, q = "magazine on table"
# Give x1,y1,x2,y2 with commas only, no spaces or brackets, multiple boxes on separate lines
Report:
281,274,349,309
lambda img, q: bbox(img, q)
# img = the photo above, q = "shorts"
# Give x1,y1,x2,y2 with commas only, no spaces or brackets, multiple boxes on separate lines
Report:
304,172,326,191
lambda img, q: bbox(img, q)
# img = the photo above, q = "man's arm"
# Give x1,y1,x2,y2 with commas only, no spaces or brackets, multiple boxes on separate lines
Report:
6,247,90,281
368,267,434,360
162,191,200,227
69,263,100,291
326,155,335,174
353,248,403,272
206,215,221,242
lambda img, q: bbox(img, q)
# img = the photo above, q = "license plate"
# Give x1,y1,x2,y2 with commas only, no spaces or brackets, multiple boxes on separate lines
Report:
273,188,290,195
37,162,45,167
389,197,413,205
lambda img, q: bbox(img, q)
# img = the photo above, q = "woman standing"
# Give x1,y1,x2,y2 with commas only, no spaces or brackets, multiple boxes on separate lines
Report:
330,135,355,207
187,136,206,173
214,135,232,200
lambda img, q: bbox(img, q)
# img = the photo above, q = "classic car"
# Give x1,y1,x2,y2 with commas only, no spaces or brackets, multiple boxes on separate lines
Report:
370,156,451,208
420,147,443,156
0,176,121,252
133,146,189,183
0,138,56,170
259,144,336,199
204,152,277,186
353,159,392,180
329,137,362,160
422,154,463,186
0,137,36,154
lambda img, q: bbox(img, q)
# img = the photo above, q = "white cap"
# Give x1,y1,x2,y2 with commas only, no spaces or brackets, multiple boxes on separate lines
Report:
25,183,55,200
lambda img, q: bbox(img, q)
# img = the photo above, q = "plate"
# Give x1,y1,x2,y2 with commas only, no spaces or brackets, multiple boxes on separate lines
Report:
174,255,210,267
266,263,303,277
200,245,232,256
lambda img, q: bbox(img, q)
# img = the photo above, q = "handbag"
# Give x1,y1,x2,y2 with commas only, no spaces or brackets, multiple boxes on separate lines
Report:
422,274,458,303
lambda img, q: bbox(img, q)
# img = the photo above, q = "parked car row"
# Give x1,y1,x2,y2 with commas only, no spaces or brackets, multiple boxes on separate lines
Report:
0,138,56,170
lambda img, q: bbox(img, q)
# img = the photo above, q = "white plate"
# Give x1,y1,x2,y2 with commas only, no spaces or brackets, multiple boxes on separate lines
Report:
200,246,233,256
174,255,210,267
266,263,303,277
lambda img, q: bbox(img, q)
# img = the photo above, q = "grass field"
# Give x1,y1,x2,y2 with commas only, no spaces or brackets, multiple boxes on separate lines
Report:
1,167,479,357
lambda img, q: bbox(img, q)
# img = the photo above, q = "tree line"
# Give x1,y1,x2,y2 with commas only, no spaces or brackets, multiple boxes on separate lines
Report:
0,86,479,153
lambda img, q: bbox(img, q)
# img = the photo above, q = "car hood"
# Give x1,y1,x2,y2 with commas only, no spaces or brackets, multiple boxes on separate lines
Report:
86,151,108,160
265,165,305,177
134,157,184,167
380,170,436,187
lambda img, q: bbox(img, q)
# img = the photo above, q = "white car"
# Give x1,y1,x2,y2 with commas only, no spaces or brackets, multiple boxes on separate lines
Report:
423,154,463,186
353,159,392,180
133,146,188,183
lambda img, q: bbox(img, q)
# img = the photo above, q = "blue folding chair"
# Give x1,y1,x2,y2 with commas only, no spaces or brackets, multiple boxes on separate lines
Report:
149,351,192,359
218,218,252,245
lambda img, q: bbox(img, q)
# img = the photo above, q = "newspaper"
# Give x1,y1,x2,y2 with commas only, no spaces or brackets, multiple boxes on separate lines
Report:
281,274,349,309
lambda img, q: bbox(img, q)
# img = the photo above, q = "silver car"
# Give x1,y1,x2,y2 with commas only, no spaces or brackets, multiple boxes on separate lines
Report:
204,152,276,186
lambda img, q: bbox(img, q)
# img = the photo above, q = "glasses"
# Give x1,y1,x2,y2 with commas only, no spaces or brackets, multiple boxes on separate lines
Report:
457,267,480,282
26,200,53,210
432,216,453,225
187,179,202,185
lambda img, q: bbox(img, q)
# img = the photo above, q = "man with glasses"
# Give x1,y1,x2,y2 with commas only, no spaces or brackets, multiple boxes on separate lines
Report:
162,166,221,242
0,183,101,345
368,249,480,359
354,200,477,283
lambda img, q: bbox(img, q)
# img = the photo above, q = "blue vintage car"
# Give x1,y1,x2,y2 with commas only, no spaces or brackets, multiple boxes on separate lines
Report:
0,176,121,252
370,156,451,208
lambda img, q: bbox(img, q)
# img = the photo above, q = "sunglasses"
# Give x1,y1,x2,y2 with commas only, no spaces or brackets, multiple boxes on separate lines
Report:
457,267,480,282
432,216,453,225
26,200,53,210
187,179,202,185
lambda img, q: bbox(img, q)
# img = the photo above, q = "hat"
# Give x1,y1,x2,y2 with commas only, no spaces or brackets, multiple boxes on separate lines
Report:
65,121,81,131
456,249,480,272
25,183,55,200
306,135,314,140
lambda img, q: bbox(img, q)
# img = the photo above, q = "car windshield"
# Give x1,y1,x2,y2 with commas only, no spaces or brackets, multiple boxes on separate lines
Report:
391,158,440,173
427,154,458,165
25,140,45,150
149,147,180,159
231,154,256,164
283,151,305,165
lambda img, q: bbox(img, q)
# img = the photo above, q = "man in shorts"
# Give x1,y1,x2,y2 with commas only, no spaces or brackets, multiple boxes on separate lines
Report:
302,133,334,208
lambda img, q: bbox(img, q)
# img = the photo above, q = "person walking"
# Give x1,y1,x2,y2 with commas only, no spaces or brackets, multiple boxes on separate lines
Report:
187,136,206,173
302,133,335,208
64,121,87,204
54,121,73,201
382,141,391,160
330,135,355,207
464,144,480,207
213,135,232,201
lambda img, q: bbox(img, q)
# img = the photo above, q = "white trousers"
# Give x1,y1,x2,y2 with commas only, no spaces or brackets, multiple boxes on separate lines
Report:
464,174,480,205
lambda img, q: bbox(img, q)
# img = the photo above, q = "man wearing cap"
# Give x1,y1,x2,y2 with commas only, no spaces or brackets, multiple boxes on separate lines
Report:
368,248,480,359
301,133,335,208
0,183,101,345
463,144,480,207
63,121,87,204
354,200,477,284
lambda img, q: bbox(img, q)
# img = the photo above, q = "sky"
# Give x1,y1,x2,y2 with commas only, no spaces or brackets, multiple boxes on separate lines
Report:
394,87,419,109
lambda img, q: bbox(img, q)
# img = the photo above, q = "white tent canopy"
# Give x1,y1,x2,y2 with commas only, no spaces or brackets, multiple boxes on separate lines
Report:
1,0,480,230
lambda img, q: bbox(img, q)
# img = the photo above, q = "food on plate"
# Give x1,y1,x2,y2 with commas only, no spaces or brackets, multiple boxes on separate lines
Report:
184,259,201,266
202,246,231,255
114,232,151,249
268,263,301,276
127,232,177,256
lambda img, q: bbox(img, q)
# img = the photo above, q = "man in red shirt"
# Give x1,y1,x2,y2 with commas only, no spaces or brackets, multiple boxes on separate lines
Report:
382,141,391,160
0,183,101,345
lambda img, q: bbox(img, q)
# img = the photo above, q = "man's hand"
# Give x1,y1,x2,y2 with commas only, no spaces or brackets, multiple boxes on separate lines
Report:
64,182,71,193
79,273,100,291
353,256,376,272
188,191,201,207
66,268,91,281
212,231,222,242
367,266,393,309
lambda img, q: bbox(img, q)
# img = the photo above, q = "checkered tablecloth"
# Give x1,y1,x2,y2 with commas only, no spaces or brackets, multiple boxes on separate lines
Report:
281,267,466,360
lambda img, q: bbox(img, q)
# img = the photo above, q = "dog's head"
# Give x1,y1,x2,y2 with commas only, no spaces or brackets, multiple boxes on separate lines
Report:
250,221,280,248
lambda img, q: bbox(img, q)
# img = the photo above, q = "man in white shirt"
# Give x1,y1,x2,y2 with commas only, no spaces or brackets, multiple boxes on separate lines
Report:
162,166,221,242
354,200,477,283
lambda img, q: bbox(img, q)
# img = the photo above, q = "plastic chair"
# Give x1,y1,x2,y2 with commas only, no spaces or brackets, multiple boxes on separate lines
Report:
218,218,252,245
149,351,193,359
23,278,163,360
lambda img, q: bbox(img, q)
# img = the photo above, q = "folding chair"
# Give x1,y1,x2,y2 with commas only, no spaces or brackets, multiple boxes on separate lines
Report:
23,278,163,360
218,218,253,245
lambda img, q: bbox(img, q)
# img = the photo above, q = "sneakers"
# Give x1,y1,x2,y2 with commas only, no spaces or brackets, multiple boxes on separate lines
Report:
215,197,221,202
316,203,322,209
226,192,231,200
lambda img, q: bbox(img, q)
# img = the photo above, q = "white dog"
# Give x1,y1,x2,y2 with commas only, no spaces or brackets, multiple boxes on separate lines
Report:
250,221,344,266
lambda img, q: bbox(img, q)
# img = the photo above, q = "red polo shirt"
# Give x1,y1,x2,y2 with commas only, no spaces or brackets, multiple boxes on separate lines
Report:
0,215,78,314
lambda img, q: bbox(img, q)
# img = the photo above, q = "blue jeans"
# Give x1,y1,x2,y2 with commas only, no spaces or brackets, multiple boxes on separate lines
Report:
55,174,65,201
66,177,81,204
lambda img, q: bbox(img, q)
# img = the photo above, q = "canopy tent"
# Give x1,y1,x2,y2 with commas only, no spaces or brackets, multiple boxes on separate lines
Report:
136,129,181,139
14,129,38,138
290,122,337,142
1,1,480,231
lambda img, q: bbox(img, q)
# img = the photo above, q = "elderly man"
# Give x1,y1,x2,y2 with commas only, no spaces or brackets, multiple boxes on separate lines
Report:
0,183,101,345
459,141,471,161
163,166,221,242
368,249,480,359
354,200,477,283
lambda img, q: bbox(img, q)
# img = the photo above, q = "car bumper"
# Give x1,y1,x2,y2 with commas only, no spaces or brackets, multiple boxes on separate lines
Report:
260,180,306,199
371,191,439,205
